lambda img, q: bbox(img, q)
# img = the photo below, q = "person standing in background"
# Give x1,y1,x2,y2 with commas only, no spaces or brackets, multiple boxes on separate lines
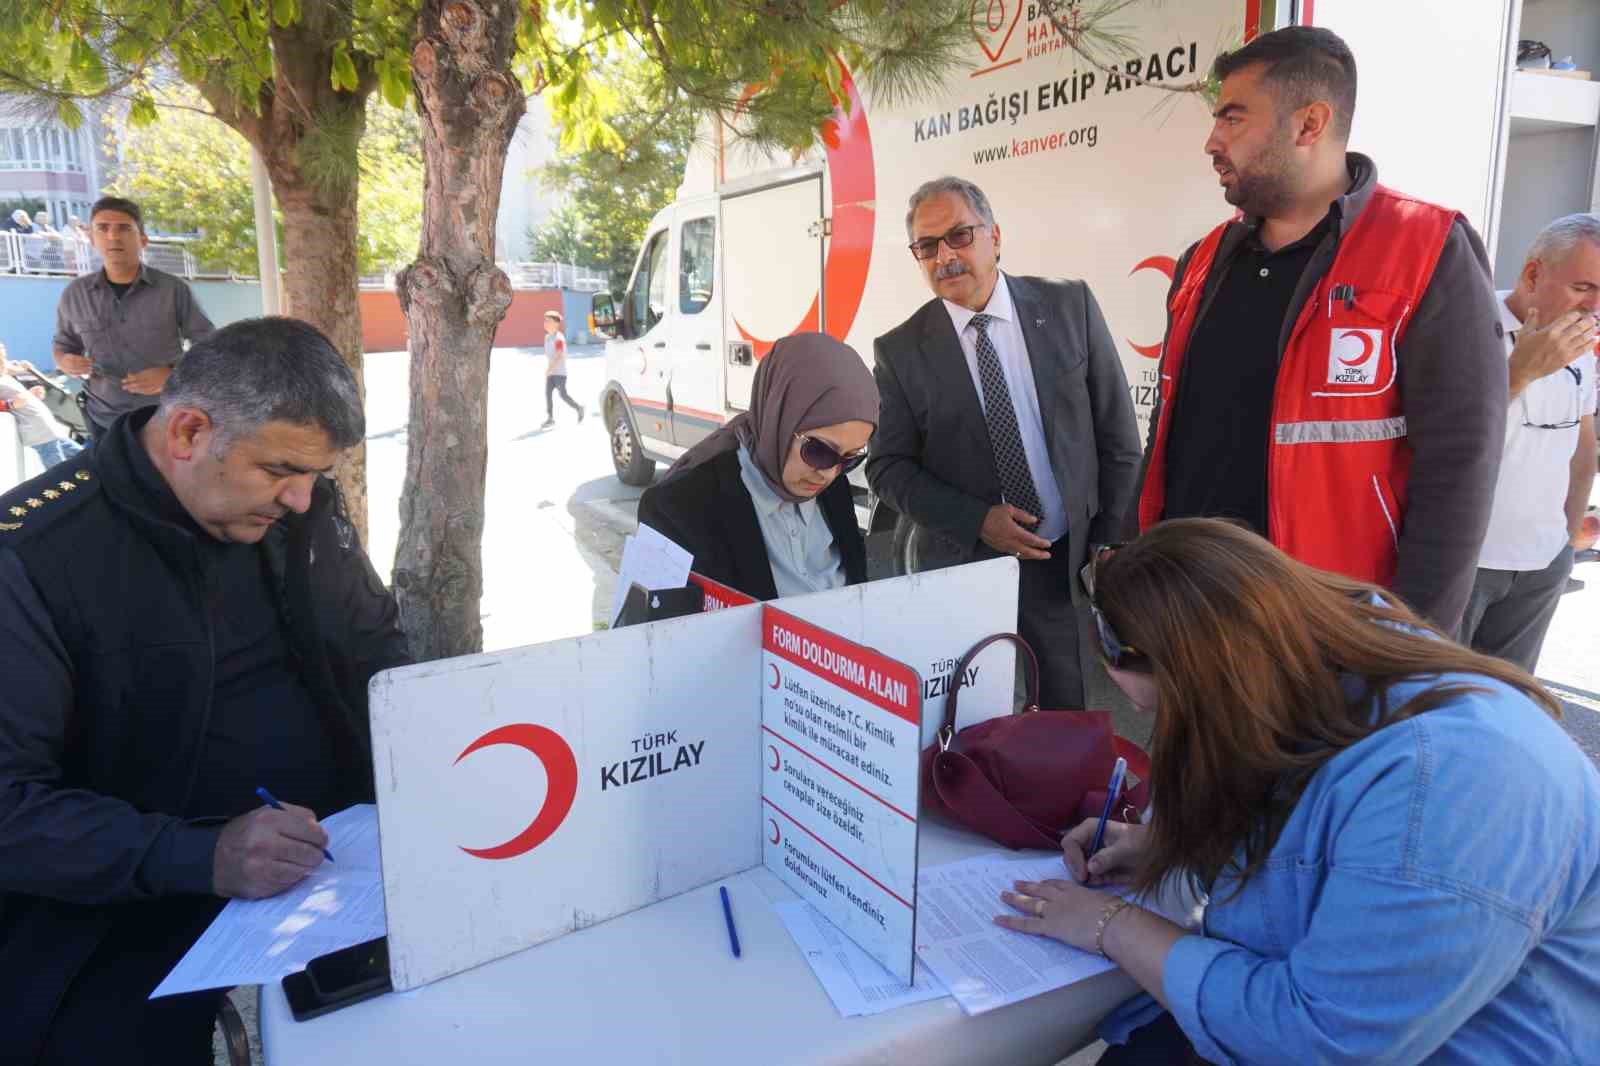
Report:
1130,27,1506,636
869,175,1142,708
53,197,214,441
541,310,584,429
1461,214,1600,672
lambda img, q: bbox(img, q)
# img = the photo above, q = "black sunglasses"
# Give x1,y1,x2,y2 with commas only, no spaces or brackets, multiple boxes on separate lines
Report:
795,433,868,474
1519,365,1584,430
908,223,985,261
1079,544,1142,668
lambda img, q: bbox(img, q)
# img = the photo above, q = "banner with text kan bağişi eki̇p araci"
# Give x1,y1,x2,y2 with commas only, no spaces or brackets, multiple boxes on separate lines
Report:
760,605,922,985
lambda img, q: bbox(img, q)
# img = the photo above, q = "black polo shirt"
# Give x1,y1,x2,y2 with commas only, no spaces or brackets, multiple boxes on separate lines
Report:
1162,214,1333,536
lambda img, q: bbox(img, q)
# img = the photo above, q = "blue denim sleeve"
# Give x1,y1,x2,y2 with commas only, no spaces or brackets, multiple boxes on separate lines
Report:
1162,869,1536,1065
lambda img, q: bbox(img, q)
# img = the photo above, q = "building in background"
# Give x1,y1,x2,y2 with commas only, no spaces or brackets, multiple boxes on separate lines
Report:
495,103,556,263
0,99,104,228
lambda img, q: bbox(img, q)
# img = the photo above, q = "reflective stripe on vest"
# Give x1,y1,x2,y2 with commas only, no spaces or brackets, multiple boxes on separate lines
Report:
1274,416,1409,445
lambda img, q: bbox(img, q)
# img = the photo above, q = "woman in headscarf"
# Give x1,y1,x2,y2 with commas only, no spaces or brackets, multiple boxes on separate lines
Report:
636,332,879,600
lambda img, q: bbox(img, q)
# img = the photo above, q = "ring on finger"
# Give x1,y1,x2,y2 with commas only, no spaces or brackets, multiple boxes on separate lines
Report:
1033,898,1046,916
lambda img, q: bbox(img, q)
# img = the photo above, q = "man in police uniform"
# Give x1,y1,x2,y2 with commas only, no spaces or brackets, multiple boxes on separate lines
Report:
0,318,409,1063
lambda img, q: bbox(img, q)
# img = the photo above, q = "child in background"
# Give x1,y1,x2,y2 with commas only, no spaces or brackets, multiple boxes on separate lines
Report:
542,310,584,429
1,342,83,469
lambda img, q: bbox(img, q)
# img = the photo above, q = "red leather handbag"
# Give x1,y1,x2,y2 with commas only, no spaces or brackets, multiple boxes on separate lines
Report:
920,633,1150,850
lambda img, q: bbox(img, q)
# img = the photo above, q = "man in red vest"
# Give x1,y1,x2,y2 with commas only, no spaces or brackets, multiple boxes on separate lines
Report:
1130,26,1506,634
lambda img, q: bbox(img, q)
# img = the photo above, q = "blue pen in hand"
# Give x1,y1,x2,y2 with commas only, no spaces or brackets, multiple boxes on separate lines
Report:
255,787,335,863
719,885,741,959
1085,756,1128,863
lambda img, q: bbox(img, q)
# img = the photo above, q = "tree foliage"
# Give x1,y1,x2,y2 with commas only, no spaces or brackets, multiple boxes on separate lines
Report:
102,91,424,276
527,0,973,157
0,0,978,659
529,51,694,290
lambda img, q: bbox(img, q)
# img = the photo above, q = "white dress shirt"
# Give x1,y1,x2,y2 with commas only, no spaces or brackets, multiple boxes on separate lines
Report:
1478,293,1597,571
942,274,1068,543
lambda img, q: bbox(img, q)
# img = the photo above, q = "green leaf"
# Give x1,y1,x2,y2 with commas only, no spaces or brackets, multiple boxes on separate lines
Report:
69,39,107,92
55,99,83,130
331,43,359,92
128,96,160,127
380,60,410,109
273,0,299,28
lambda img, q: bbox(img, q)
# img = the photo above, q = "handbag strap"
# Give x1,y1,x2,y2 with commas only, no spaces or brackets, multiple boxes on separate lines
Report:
938,632,1040,749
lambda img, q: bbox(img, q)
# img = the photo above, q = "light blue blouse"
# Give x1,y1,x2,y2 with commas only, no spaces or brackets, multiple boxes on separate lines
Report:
1106,672,1600,1064
736,444,846,598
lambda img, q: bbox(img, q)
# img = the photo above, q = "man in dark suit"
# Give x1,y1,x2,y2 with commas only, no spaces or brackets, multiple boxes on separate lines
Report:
867,176,1142,707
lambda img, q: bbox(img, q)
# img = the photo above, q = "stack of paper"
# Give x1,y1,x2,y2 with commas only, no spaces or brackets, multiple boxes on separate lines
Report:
913,853,1124,1016
152,804,386,999
609,522,694,625
773,900,950,1017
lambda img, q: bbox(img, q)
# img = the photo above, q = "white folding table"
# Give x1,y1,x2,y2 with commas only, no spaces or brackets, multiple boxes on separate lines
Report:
259,820,1140,1065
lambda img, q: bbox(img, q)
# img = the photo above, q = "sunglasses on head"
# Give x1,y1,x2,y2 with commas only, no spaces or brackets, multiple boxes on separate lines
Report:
907,223,986,261
1079,544,1142,669
794,432,868,474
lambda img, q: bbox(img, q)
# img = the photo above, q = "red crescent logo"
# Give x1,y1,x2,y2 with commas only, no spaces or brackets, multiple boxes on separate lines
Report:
1337,329,1376,366
1127,255,1177,358
453,724,579,860
768,663,781,690
733,61,875,358
768,818,781,845
768,744,781,771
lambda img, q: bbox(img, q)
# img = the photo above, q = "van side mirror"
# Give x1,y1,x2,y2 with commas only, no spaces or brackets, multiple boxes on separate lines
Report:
590,292,618,340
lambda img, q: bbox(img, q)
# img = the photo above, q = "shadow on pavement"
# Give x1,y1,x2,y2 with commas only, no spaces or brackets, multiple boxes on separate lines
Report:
566,473,648,629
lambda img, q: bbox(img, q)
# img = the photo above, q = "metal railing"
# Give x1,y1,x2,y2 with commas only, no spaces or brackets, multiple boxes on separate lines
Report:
358,261,610,293
0,231,253,281
1,231,608,292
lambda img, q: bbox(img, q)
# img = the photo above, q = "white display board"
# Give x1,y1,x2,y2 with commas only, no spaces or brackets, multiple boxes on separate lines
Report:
761,606,922,983
368,557,1019,991
370,607,762,991
775,557,1020,750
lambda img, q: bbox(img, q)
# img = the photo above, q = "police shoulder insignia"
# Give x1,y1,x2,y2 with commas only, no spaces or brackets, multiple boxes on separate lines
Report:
1,469,93,534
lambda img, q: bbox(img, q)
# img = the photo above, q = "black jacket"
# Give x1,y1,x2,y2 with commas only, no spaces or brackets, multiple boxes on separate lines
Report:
0,410,409,1058
636,449,866,601
867,273,1142,579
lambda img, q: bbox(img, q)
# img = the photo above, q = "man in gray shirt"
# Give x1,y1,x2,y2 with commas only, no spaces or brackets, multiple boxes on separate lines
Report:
53,197,214,439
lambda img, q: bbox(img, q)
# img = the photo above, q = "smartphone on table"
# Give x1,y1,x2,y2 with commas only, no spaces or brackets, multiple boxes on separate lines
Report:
282,936,391,1021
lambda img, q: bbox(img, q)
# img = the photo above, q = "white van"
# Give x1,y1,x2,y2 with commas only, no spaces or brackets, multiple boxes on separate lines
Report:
594,0,1548,516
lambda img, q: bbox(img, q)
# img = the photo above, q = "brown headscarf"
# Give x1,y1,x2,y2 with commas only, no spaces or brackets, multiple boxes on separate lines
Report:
663,332,879,503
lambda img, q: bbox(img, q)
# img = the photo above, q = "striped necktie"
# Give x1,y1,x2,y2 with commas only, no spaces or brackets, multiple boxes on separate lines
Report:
970,313,1045,520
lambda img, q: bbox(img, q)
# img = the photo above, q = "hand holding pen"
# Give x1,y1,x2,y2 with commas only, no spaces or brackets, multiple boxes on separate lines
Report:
211,789,333,900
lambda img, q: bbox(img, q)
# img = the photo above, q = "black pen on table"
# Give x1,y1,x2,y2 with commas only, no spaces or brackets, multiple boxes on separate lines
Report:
255,786,335,863
719,885,741,959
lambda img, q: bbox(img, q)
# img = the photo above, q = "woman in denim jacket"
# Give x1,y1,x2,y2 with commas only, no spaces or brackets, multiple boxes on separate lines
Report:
994,518,1600,1065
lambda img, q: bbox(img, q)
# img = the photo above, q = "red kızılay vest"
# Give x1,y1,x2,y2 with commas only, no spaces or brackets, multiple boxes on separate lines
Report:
1138,185,1458,588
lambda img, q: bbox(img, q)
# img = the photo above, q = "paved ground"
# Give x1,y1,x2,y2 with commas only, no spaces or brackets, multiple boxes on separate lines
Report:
218,343,1600,1064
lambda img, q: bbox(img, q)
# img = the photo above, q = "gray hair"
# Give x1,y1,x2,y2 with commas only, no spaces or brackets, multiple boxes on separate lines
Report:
159,317,365,450
904,176,996,239
1526,213,1600,270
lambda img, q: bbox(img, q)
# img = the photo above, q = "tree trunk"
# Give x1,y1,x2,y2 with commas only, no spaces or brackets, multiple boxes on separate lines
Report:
269,146,369,541
201,5,375,545
393,0,524,661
